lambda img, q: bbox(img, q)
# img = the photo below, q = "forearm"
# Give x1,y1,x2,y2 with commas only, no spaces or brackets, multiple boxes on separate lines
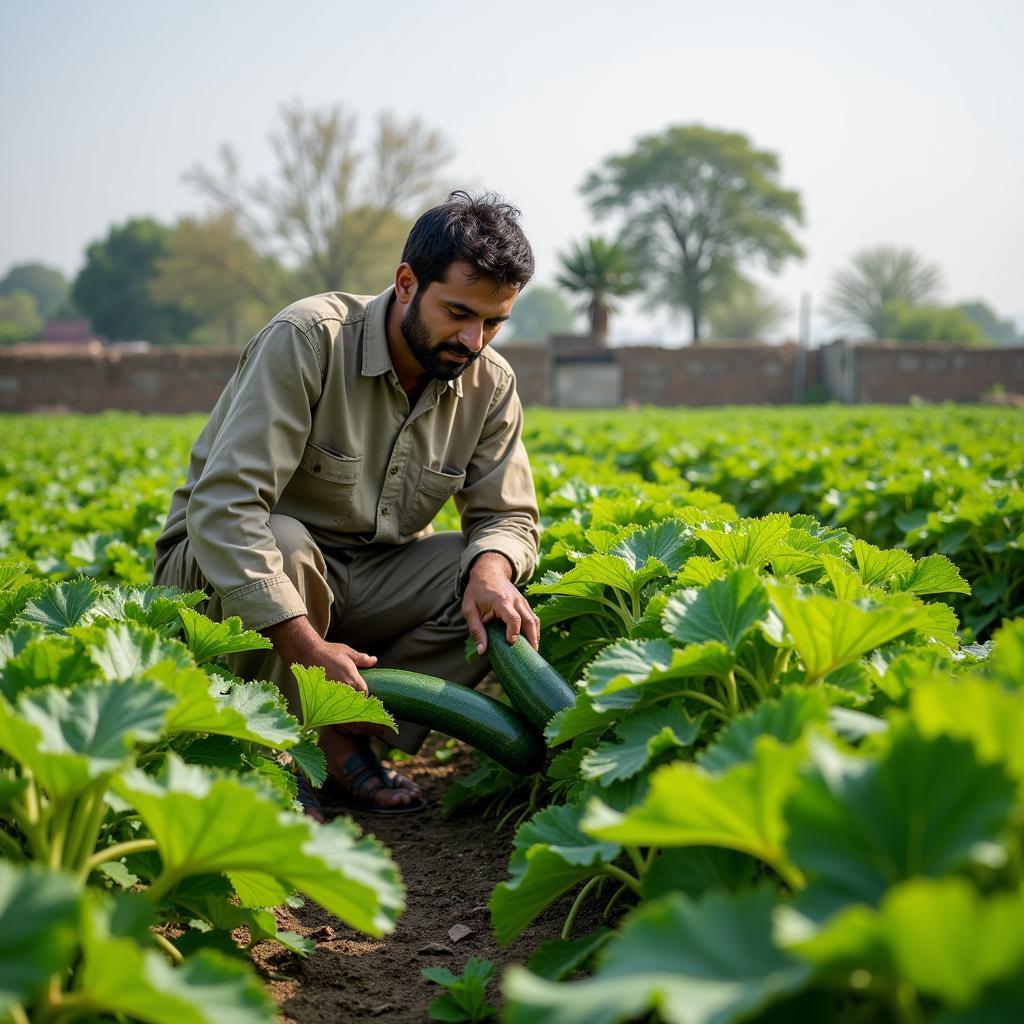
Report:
262,614,324,664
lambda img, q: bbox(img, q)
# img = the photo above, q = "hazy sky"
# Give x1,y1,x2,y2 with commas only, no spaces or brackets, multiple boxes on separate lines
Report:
1,0,1021,343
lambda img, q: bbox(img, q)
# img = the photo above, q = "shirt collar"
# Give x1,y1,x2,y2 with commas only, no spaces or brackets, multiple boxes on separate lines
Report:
362,285,463,398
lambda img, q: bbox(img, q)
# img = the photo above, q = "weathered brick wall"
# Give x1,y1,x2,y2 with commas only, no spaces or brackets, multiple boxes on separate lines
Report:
618,344,800,406
0,349,240,413
497,344,552,405
854,343,1024,403
0,341,1019,413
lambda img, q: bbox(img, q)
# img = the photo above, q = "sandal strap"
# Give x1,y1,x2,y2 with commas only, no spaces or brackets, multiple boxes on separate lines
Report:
340,750,398,798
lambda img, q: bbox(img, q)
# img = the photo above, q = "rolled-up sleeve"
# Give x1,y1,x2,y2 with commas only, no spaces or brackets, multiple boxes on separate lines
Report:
455,374,540,593
186,319,324,629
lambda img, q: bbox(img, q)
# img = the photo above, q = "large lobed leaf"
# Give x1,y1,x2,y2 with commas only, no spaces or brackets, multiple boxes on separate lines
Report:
504,886,811,1024
114,756,403,936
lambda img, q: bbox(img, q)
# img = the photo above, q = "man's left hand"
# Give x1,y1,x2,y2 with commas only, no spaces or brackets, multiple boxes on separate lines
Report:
462,551,540,655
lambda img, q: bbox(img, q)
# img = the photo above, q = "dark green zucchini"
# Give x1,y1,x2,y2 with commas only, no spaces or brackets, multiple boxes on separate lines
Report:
362,668,545,775
485,620,576,732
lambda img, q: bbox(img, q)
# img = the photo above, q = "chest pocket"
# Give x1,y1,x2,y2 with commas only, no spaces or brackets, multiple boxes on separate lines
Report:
400,464,467,534
285,441,363,528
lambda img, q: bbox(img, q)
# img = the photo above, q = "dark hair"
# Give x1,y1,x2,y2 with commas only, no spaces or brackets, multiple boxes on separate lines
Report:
402,190,535,291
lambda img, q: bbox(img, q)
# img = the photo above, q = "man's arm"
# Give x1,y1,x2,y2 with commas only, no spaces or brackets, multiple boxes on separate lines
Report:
185,319,325,630
455,371,541,654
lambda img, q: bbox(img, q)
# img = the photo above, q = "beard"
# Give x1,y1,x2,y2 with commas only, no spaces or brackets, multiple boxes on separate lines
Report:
400,292,479,381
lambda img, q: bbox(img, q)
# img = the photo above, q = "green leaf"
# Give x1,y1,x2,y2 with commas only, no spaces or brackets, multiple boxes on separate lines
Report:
18,578,104,632
0,863,80,1016
292,664,395,731
0,561,32,591
98,585,207,629
580,703,703,786
785,731,1016,917
491,803,621,945
694,513,792,567
288,735,327,787
78,894,275,1024
114,756,403,936
643,847,758,901
911,677,1024,795
0,680,175,798
503,887,811,1024
783,878,1024,1007
0,633,95,700
177,608,273,664
677,556,729,587
611,519,693,573
662,567,769,653
852,539,915,586
893,554,971,597
544,695,615,746
818,554,869,601
527,927,615,981
227,872,292,910
584,639,734,713
698,689,831,774
144,663,300,749
988,618,1024,687
584,738,803,884
767,582,930,682
70,621,194,680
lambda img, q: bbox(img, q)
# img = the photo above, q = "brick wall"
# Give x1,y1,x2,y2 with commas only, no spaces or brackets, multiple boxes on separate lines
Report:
853,343,1024,403
0,341,1019,413
0,349,240,414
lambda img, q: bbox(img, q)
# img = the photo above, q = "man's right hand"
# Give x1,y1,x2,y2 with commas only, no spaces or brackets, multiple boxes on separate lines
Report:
263,615,377,693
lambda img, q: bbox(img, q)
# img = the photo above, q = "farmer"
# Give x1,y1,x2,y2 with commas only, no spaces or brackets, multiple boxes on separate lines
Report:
153,191,541,816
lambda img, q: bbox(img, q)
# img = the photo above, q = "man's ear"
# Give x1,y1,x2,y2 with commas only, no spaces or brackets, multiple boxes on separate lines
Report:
394,262,418,304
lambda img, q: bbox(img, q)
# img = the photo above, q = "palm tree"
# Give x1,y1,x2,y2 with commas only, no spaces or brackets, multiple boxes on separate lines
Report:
707,278,791,340
555,236,640,344
826,246,943,339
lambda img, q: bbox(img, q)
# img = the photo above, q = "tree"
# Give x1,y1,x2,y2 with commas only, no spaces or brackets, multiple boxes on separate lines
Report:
150,213,295,346
72,218,200,344
707,278,791,341
581,125,804,343
505,284,576,342
186,102,453,294
826,246,943,339
956,301,1020,345
554,236,640,343
0,263,70,318
0,290,43,344
884,300,985,345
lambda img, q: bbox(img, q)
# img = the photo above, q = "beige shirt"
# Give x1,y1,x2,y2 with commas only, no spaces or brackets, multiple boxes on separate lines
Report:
154,286,540,631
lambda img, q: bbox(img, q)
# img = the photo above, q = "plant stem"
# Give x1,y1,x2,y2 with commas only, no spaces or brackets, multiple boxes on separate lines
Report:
67,786,110,873
10,800,48,861
8,1004,29,1024
81,839,158,880
600,863,642,895
601,881,630,922
145,870,180,904
152,930,184,964
561,875,602,940
723,670,741,716
48,797,76,870
625,845,645,877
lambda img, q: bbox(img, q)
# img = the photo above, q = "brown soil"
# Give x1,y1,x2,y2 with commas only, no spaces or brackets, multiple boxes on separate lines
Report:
253,741,604,1023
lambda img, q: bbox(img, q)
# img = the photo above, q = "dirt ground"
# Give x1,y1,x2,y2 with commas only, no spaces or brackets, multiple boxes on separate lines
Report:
254,742,601,1023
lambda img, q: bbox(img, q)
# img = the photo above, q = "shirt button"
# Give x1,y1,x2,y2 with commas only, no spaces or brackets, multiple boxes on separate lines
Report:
313,464,321,473
389,466,399,476
381,507,390,516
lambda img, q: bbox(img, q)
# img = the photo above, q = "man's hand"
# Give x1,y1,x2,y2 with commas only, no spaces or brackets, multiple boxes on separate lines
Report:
462,551,540,655
263,616,377,693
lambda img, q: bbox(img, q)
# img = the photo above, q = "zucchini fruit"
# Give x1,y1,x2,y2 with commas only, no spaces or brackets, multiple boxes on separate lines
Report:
485,620,576,732
362,668,545,775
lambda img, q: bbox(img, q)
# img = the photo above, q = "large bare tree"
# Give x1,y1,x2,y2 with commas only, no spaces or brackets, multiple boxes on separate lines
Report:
186,102,453,294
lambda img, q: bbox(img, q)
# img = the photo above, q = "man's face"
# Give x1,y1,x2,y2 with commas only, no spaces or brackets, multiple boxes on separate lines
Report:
400,262,519,381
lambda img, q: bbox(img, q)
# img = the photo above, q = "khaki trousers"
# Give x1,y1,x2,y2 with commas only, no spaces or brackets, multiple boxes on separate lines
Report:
154,515,490,752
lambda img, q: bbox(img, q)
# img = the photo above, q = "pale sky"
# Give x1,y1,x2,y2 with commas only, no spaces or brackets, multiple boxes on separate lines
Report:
1,0,1021,343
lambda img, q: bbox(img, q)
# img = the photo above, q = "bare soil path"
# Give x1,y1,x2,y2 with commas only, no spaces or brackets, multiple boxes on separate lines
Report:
256,743,596,1023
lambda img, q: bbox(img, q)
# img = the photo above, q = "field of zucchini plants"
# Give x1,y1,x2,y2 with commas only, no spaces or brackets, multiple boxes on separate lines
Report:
1,403,1023,1024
